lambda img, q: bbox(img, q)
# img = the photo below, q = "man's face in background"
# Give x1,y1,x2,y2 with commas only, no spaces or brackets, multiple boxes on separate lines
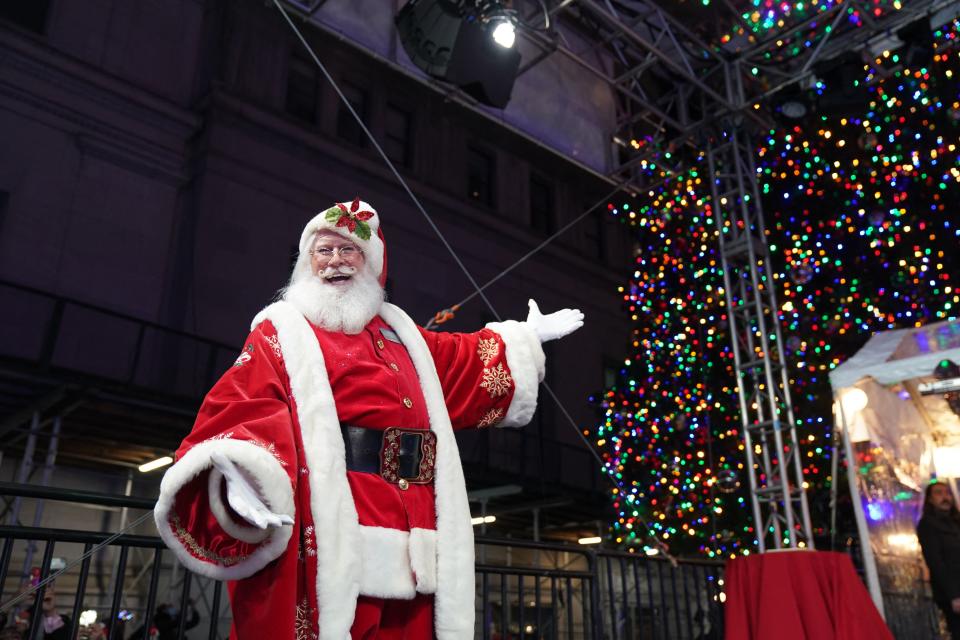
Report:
929,483,955,513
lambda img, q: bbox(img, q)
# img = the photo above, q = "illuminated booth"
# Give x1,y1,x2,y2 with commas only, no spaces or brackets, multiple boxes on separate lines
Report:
830,318,960,627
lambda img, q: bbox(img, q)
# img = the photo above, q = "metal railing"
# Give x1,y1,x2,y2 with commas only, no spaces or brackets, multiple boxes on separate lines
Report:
0,483,224,639
0,483,727,639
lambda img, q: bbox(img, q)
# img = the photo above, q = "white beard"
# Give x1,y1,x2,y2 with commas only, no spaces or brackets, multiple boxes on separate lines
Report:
281,266,385,334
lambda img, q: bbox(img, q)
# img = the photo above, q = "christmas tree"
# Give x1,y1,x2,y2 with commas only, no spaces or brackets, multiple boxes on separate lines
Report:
593,18,960,557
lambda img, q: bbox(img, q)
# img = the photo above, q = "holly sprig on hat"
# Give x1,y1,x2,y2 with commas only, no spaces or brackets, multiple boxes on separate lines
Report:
324,197,375,240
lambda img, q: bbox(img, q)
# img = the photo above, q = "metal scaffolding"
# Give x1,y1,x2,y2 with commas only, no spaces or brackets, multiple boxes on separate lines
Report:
705,64,814,550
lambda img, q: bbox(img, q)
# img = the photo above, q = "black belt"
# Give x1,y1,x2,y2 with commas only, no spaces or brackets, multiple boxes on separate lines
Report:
341,425,437,487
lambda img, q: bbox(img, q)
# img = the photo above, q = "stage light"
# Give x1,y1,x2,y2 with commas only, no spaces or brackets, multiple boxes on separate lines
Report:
395,0,522,108
138,456,173,473
491,19,515,48
840,388,868,414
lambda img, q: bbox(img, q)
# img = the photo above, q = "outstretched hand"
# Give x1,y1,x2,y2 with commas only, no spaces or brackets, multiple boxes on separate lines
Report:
526,299,584,343
211,452,294,530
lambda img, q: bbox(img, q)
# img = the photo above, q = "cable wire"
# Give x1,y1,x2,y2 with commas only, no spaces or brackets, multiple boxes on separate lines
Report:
273,1,673,558
0,510,155,613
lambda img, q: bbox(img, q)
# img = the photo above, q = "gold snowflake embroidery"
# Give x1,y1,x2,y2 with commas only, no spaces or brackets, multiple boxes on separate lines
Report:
476,337,499,366
263,334,283,362
480,363,512,398
295,597,317,640
477,408,504,428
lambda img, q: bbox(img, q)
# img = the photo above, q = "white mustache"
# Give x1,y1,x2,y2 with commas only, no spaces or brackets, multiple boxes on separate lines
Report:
318,265,358,278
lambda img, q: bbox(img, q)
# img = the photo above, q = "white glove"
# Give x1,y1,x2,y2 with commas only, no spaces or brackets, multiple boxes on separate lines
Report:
525,299,584,343
211,452,293,530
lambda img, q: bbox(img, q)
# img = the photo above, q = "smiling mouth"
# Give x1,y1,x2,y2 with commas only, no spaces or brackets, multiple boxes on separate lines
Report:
324,274,352,284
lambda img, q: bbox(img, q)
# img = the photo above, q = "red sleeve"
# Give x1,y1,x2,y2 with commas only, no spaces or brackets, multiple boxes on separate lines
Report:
153,321,298,580
418,319,545,430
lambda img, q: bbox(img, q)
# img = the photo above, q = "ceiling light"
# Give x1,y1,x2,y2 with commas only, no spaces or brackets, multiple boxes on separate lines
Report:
578,536,602,545
138,456,173,473
471,515,496,525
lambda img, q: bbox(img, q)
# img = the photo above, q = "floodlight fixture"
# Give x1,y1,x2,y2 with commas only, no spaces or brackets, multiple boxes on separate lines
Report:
395,0,522,108
491,18,516,48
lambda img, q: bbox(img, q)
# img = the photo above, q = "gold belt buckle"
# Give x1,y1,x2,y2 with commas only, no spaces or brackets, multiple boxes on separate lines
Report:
379,427,437,487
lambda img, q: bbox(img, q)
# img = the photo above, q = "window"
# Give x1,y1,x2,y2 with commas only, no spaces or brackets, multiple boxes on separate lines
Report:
0,1,50,34
467,146,494,207
285,49,319,124
336,82,369,147
384,104,412,168
529,174,554,234
585,210,605,261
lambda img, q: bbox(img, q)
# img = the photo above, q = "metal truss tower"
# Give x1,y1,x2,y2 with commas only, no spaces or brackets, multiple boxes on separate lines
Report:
705,67,814,551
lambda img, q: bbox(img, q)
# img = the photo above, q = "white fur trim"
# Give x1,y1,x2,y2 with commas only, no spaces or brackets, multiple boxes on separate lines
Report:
207,469,271,544
485,320,546,428
253,302,362,640
380,303,476,640
357,526,417,599
154,439,294,581
296,200,384,282
247,302,475,639
409,527,438,594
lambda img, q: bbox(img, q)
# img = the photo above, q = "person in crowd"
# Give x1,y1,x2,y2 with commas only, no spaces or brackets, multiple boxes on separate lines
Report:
917,480,960,639
129,601,200,640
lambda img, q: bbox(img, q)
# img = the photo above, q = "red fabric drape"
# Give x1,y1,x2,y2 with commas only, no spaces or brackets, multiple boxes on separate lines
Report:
724,550,893,640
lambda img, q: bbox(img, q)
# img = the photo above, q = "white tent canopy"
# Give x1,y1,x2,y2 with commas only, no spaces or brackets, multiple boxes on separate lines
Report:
829,317,960,619
830,319,960,390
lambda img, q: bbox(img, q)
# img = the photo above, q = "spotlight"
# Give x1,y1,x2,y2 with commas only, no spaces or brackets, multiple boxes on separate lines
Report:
395,0,522,108
491,19,515,48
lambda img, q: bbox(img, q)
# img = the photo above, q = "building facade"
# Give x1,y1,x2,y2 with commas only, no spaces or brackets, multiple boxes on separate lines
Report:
0,0,633,538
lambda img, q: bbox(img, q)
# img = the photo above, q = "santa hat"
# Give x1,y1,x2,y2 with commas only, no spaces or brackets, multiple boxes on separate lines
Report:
296,198,386,284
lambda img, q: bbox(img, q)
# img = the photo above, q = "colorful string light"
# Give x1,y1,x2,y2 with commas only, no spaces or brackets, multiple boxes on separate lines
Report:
597,19,959,557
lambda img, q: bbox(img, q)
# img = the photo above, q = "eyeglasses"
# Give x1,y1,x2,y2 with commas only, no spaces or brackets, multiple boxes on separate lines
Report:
310,245,363,260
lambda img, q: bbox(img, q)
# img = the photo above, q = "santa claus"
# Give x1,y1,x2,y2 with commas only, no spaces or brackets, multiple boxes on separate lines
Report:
154,199,584,639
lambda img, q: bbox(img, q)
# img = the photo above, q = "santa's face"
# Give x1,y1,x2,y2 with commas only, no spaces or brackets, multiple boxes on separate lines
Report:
310,231,366,288
283,229,384,334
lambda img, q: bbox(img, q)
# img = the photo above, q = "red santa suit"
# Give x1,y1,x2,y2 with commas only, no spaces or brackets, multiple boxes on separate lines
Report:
153,200,545,640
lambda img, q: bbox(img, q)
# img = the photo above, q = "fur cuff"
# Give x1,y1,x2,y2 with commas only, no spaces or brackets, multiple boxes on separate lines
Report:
485,320,546,427
154,439,295,581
